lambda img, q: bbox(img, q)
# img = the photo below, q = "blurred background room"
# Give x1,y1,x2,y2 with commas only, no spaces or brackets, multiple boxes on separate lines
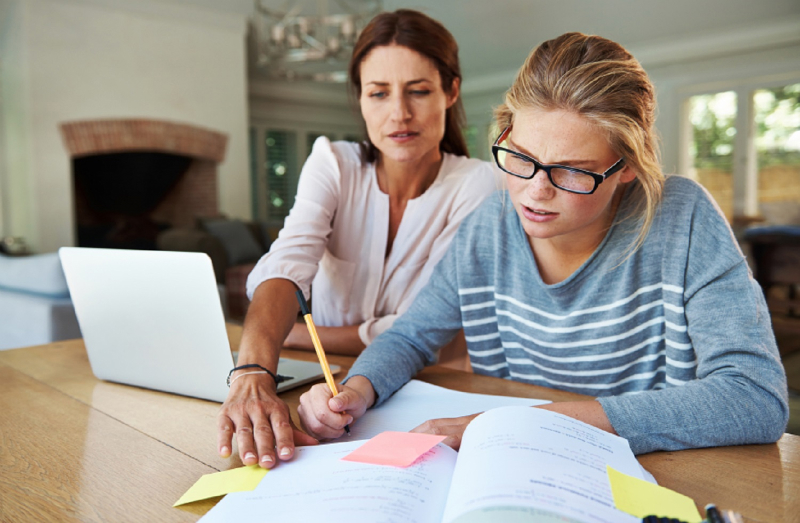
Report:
0,0,798,431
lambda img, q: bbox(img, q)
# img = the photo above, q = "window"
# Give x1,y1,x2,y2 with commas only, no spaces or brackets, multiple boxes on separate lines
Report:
683,80,800,225
754,83,800,224
264,130,298,222
687,91,737,220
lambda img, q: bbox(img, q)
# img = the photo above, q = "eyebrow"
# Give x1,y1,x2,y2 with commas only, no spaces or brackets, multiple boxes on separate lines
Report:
365,79,432,88
507,137,600,170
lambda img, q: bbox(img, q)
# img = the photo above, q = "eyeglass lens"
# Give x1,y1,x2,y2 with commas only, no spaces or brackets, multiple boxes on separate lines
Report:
495,148,596,193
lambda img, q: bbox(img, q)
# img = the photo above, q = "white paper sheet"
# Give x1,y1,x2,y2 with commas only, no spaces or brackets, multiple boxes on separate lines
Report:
441,406,643,523
348,380,550,440
200,440,458,523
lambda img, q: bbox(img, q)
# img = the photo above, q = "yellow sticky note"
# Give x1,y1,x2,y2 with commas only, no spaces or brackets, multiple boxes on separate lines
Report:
607,466,702,523
173,465,268,507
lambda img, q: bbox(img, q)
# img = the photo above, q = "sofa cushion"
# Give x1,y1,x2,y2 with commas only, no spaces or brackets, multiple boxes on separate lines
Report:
202,219,263,266
156,228,229,283
0,252,70,298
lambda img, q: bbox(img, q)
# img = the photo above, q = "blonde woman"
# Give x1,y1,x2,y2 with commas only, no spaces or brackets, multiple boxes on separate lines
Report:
298,32,789,455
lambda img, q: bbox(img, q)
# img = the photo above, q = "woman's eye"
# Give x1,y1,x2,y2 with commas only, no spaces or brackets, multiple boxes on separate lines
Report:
410,89,431,96
369,92,387,99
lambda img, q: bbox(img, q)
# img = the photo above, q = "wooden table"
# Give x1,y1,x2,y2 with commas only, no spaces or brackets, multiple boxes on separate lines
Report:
1,326,798,522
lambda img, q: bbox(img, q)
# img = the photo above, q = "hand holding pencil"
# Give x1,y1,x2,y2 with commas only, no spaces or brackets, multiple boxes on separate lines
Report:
296,290,351,435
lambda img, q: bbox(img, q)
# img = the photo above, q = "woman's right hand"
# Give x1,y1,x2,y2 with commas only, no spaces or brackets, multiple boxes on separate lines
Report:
297,377,374,439
217,374,318,468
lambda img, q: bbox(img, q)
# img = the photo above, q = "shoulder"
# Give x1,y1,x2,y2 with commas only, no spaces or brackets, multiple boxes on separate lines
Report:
658,175,733,236
437,153,497,201
646,175,746,287
328,138,363,165
454,191,508,240
441,154,494,182
661,175,721,214
307,136,365,174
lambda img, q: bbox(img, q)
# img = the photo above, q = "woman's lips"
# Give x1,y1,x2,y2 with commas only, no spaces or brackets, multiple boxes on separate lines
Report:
388,131,419,143
521,205,558,223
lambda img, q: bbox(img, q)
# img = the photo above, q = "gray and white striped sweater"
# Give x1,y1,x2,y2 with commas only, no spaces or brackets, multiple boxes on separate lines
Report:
346,176,788,454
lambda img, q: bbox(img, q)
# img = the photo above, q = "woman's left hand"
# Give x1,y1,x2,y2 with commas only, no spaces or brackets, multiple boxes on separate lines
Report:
409,413,482,450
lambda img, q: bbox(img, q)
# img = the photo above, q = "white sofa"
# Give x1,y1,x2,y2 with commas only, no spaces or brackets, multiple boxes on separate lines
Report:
0,252,81,350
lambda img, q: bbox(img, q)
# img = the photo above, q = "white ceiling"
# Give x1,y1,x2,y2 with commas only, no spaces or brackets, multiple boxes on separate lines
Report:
241,0,800,81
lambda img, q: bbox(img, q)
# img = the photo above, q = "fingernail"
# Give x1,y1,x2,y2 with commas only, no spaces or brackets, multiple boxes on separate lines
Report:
261,455,273,464
331,398,342,409
220,446,229,456
346,417,354,425
279,447,292,457
244,452,256,461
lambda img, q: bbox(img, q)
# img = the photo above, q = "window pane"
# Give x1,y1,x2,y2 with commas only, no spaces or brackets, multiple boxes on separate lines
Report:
755,83,800,225
688,91,737,220
265,130,298,223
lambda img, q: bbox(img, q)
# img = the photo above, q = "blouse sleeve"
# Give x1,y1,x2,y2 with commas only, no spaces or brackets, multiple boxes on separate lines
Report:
246,137,343,300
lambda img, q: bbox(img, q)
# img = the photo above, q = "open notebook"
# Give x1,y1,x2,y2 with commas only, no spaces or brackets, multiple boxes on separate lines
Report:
201,405,647,523
59,247,337,402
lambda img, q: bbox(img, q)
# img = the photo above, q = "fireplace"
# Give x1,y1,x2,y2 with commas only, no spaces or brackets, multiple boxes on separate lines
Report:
60,119,228,250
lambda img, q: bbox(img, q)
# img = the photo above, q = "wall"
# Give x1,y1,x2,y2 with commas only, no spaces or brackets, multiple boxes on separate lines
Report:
249,79,361,135
0,0,250,253
460,17,800,174
0,0,32,245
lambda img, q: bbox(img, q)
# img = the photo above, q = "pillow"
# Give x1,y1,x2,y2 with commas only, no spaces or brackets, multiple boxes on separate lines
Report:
0,252,71,298
202,219,263,266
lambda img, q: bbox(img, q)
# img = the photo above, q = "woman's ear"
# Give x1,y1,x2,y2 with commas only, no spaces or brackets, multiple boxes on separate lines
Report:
446,77,460,108
620,165,637,183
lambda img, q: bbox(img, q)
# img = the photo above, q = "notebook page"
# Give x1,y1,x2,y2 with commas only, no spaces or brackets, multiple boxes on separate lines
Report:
441,406,642,523
348,380,549,440
200,439,458,523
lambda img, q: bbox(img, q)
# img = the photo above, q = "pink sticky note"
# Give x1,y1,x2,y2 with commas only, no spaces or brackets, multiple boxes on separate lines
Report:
342,431,447,468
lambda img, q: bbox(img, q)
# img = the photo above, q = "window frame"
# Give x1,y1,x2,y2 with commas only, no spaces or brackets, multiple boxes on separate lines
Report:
679,72,800,222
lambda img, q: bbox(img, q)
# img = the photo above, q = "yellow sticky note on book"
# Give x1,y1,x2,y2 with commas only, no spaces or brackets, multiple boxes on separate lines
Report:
173,465,268,506
607,466,702,523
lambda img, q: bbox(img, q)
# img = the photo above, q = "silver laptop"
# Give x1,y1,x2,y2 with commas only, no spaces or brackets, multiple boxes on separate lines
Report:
58,247,339,402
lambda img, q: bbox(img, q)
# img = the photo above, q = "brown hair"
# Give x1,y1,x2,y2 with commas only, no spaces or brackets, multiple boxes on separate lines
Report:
348,9,468,162
494,32,664,253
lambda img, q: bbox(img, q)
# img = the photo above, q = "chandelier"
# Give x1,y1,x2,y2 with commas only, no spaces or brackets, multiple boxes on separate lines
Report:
250,0,383,82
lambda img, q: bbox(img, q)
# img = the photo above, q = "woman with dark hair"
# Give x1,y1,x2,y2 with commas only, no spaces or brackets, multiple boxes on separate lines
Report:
218,10,495,469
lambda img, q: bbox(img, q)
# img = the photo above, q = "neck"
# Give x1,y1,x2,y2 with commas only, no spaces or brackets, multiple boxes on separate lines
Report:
530,187,626,285
376,149,443,201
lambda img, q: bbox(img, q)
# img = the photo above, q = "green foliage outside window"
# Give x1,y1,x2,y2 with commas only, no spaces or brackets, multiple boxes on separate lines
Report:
689,91,736,171
754,83,800,168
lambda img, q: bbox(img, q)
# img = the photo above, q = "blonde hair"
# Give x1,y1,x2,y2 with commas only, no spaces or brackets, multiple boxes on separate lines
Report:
494,32,664,254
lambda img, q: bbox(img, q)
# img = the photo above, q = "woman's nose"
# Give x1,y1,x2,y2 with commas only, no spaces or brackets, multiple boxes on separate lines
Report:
391,95,412,121
527,168,555,200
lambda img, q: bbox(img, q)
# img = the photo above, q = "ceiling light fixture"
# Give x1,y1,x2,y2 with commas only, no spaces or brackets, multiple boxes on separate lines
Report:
250,0,383,82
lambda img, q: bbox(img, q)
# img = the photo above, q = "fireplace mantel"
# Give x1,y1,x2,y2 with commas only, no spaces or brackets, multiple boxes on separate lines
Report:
59,119,228,162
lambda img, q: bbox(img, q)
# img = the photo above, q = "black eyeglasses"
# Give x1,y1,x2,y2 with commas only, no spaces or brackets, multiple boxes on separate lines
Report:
492,126,626,195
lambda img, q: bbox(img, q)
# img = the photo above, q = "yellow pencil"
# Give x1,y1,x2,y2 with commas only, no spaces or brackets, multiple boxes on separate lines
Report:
296,290,350,434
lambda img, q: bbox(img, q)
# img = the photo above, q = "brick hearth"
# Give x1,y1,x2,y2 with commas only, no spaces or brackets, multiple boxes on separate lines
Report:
60,119,229,229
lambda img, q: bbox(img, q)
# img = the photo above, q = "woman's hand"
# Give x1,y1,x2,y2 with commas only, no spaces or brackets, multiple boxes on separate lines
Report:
410,413,482,450
217,374,318,468
297,377,375,439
